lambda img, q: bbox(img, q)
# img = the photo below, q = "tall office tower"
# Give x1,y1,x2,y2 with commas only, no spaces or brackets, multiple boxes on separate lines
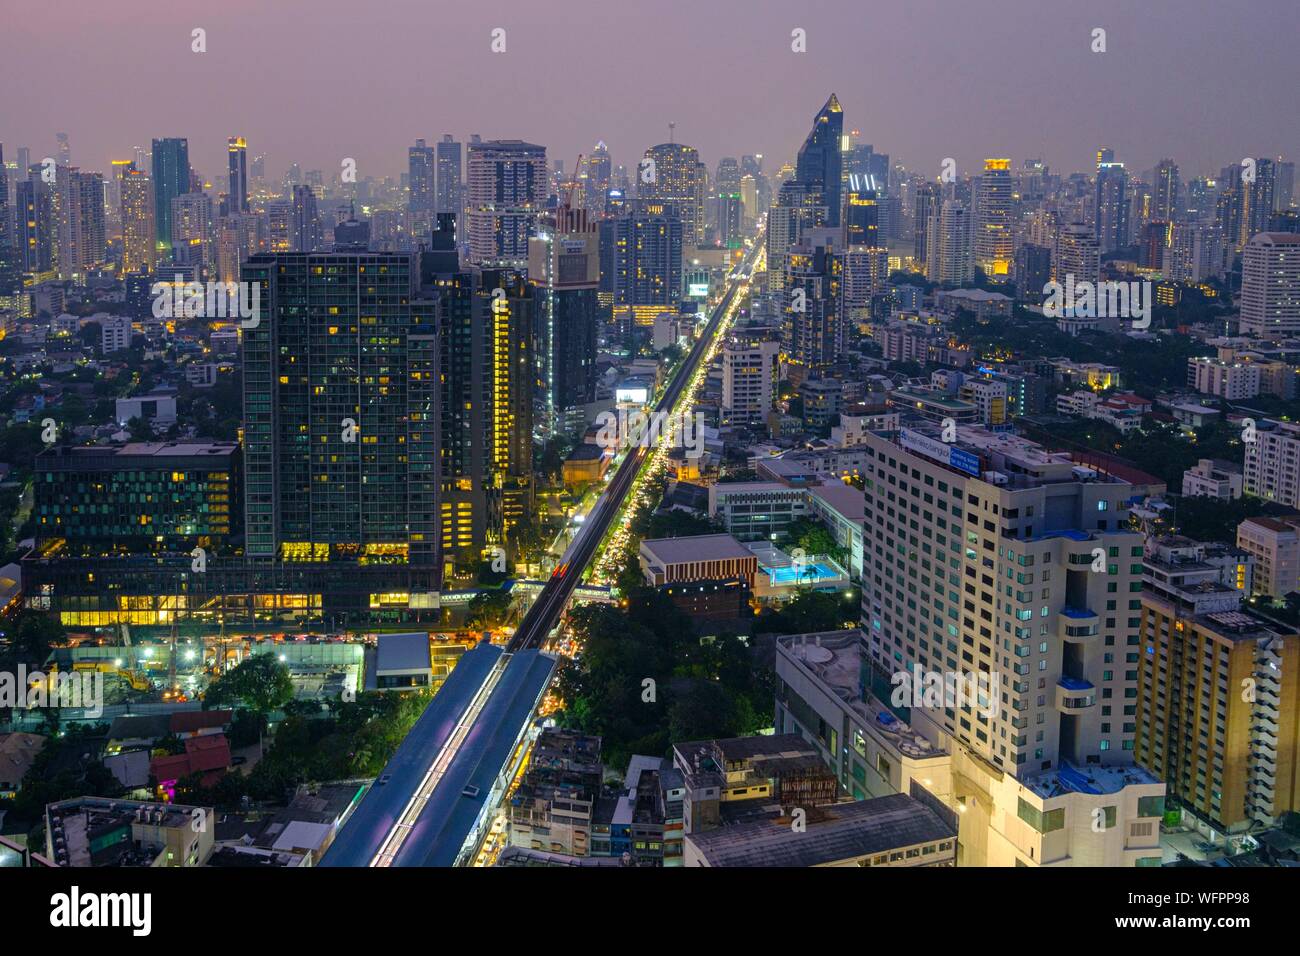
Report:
924,199,973,286
265,200,293,252
466,139,547,267
843,182,886,324
857,424,1165,866
583,140,612,214
151,138,190,256
56,133,71,166
641,142,707,247
721,333,780,422
528,205,599,435
718,190,743,249
53,168,106,279
1239,232,1300,337
1166,222,1224,283
739,174,758,225
1184,176,1218,223
170,192,213,272
434,135,462,224
291,185,323,252
973,159,1014,281
794,94,844,227
480,267,535,543
408,138,435,234
782,228,843,372
119,163,156,275
1137,537,1299,831
1277,161,1296,212
913,181,939,268
1053,222,1100,286
216,213,262,282
1094,160,1129,253
1096,146,1115,167
715,157,740,193
16,175,56,274
227,137,248,214
602,200,684,342
1138,220,1170,270
1244,420,1300,508
767,180,828,293
240,251,440,572
1015,243,1053,299
0,144,9,252
1152,159,1180,223
1247,157,1277,241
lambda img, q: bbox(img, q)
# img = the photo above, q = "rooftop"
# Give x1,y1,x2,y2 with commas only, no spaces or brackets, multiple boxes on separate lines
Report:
685,793,955,867
640,533,755,565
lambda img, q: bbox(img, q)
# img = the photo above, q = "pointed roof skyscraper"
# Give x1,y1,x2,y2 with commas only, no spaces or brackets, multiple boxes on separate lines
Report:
796,94,844,227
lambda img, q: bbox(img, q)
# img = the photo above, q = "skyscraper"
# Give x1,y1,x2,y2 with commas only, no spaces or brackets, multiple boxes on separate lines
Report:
1239,232,1300,337
0,143,8,253
466,139,547,267
925,199,973,286
53,167,106,280
170,191,213,272
291,184,322,253
602,200,683,342
973,159,1013,281
1095,160,1129,253
913,181,939,269
1152,159,1180,223
640,143,707,246
16,173,55,275
782,228,843,371
227,136,248,214
528,205,599,435
151,138,190,257
408,138,435,234
119,163,155,275
794,94,844,227
767,180,827,294
435,134,462,222
240,251,440,570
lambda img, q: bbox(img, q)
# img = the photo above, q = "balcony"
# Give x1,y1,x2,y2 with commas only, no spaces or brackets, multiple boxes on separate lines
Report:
1056,676,1097,714
1060,607,1100,643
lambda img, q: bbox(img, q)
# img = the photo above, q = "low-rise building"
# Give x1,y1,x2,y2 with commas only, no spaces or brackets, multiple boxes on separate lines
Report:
639,533,758,588
1182,458,1244,500
1237,516,1300,598
44,797,216,867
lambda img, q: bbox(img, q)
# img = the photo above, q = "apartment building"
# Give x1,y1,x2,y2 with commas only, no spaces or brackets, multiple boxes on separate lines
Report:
1244,419,1300,509
1237,515,1300,599
851,424,1166,865
1181,458,1244,500
1137,541,1300,832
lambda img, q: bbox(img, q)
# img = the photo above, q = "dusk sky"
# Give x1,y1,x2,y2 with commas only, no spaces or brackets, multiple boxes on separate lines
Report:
5,0,1297,183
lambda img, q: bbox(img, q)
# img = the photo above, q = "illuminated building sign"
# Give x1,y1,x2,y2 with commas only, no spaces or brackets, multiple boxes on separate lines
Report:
900,428,981,477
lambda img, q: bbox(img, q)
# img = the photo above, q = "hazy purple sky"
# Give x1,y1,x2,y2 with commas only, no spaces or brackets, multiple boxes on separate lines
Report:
4,0,1296,185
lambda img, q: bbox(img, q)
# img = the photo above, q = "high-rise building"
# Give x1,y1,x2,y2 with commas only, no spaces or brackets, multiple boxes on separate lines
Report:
973,159,1013,281
408,138,435,234
291,184,323,253
528,206,599,434
466,139,547,267
170,192,213,272
52,167,106,280
1137,537,1299,832
119,163,155,275
641,143,707,247
16,174,56,274
436,135,462,222
794,94,844,227
227,136,248,214
1095,160,1129,253
925,199,972,286
767,180,827,294
151,138,190,257
1244,419,1300,508
1239,232,1300,337
721,334,779,422
602,200,683,342
855,423,1166,866
216,213,262,283
0,143,8,252
240,251,440,570
1053,222,1100,286
1167,222,1224,283
1152,159,1180,223
782,228,843,372
913,181,939,269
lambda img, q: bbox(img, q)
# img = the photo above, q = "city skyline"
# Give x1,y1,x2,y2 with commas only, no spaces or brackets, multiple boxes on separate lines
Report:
4,0,1298,183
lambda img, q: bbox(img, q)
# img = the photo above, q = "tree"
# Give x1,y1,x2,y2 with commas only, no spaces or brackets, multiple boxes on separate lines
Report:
205,655,293,715
760,589,855,635
465,588,512,630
